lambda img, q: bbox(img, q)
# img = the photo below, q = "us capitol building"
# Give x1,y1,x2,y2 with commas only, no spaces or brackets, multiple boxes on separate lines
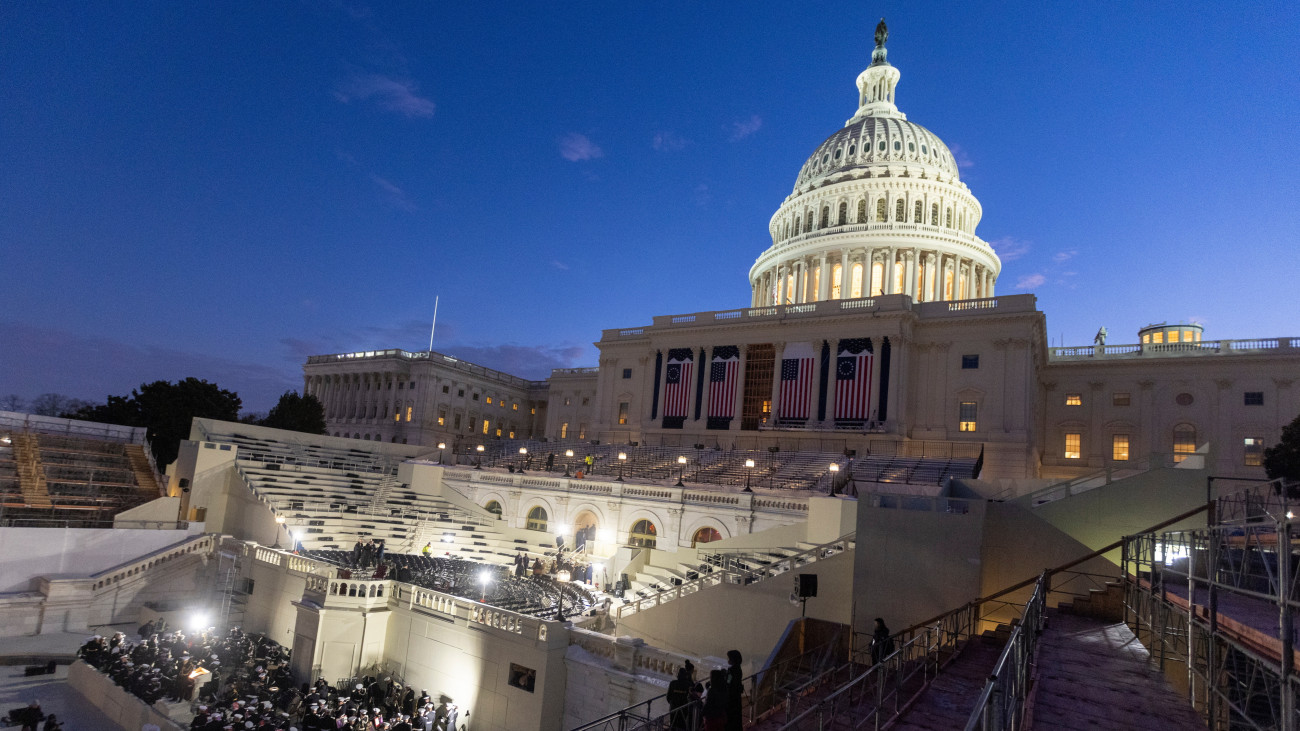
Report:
302,26,1296,485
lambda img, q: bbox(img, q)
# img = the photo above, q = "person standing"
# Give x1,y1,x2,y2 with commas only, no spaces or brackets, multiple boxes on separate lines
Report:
724,650,744,731
871,617,894,665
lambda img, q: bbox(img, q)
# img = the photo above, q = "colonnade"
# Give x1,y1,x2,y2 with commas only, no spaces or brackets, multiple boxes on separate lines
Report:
750,247,994,306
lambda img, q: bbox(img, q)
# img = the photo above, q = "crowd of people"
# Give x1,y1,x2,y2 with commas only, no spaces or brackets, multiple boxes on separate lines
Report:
75,621,468,730
664,651,745,731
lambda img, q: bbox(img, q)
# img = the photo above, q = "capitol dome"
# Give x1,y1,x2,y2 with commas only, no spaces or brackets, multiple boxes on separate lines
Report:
749,21,1001,307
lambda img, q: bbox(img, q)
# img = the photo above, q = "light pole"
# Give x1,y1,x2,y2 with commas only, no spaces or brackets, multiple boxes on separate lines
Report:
616,452,627,482
478,569,493,602
744,458,755,492
676,456,687,487
564,449,574,477
475,444,485,470
437,442,446,464
518,447,528,473
828,463,840,495
554,569,571,621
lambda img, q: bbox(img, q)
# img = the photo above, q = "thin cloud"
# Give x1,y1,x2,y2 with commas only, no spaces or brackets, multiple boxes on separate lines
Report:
729,115,763,142
368,174,416,211
551,260,570,271
1052,250,1078,263
989,236,1031,263
949,143,974,169
1015,273,1046,290
559,133,603,162
652,131,689,152
334,74,435,118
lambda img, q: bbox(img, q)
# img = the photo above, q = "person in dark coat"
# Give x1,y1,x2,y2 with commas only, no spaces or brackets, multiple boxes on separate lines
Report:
724,650,744,731
701,669,728,731
871,617,895,665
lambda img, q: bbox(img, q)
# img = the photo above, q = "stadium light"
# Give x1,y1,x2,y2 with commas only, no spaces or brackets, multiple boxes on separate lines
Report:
676,456,687,487
187,611,210,632
743,459,755,493
478,570,493,602
616,452,627,482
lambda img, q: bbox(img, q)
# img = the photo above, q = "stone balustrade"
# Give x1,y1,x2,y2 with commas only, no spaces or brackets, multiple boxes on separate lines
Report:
1049,336,1299,362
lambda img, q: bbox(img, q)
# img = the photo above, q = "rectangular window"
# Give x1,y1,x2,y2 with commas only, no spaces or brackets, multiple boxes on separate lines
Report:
453,414,461,430
442,385,450,394
1112,392,1130,406
618,402,629,425
486,396,493,405
1112,434,1130,461
622,368,632,379
582,397,590,406
473,393,480,401
1169,330,1180,343
961,355,979,369
1244,437,1264,466
958,402,977,432
1064,433,1081,459
482,419,489,435
437,409,446,426
394,411,400,422
405,406,412,422
560,422,569,439
1244,392,1264,406
458,389,465,397
1152,331,1164,343
530,407,536,415
578,424,587,439
512,402,518,411
1065,393,1082,406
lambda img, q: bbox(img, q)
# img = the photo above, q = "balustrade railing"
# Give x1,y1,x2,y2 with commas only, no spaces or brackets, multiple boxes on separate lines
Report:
1050,335,1298,361
962,573,1046,731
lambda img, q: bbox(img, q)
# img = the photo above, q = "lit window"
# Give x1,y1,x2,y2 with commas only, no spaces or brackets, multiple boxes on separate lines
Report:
1112,435,1130,461
1244,392,1264,406
1244,437,1264,466
560,422,569,439
1185,329,1195,342
482,419,489,435
508,431,515,439
486,397,492,405
1065,394,1082,406
1152,332,1164,344
1168,330,1180,343
526,507,548,532
437,410,446,426
530,407,536,415
405,406,412,422
618,402,629,425
1064,433,1081,459
1141,334,1150,344
1112,392,1130,406
394,411,400,422
495,427,502,437
831,263,843,299
962,355,979,369
958,402,977,432
870,260,883,296
1173,424,1197,462
578,424,587,439
513,402,519,411
851,263,864,298
629,519,658,549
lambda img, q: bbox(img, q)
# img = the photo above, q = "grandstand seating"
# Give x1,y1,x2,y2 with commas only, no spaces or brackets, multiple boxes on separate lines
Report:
0,430,160,526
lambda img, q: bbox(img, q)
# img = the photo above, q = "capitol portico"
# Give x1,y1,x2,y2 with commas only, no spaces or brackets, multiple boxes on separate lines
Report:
749,25,999,306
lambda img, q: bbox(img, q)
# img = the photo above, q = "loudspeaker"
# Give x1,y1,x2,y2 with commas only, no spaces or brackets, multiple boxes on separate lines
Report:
795,573,818,598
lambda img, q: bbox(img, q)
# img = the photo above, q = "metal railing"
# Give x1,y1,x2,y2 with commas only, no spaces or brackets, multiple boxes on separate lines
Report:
962,572,1046,731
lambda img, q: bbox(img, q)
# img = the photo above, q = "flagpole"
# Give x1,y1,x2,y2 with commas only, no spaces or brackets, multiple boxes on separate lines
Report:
428,296,439,353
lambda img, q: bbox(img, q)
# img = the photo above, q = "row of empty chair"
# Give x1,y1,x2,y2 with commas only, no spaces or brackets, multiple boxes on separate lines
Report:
0,431,158,527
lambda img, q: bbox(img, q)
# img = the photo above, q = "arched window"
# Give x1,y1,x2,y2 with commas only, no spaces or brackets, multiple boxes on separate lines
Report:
831,263,843,299
958,211,965,230
785,274,795,304
692,527,722,547
811,266,821,300
914,201,923,222
783,221,789,239
485,500,503,516
931,204,939,226
857,199,867,222
850,263,864,298
1173,424,1197,462
820,207,829,228
895,260,905,294
526,506,548,532
629,519,658,549
794,216,801,234
943,267,954,300
895,199,905,222
870,261,884,296
876,199,887,222
945,208,953,228
838,202,848,225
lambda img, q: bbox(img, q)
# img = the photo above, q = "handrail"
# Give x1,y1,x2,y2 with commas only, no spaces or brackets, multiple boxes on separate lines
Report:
962,572,1046,731
895,501,1210,638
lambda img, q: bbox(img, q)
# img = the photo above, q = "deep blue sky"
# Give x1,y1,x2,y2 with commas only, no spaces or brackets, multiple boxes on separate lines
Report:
3,2,1297,413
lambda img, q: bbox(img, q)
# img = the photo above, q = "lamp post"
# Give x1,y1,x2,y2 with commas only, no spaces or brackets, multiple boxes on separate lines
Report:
437,442,446,464
694,444,704,480
475,444,485,470
564,449,574,477
519,447,528,473
744,458,755,493
554,569,571,621
676,456,687,487
616,452,627,482
478,569,493,602
828,463,840,495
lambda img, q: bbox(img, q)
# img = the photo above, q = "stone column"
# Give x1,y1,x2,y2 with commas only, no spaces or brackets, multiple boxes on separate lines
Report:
818,252,830,301
904,249,917,299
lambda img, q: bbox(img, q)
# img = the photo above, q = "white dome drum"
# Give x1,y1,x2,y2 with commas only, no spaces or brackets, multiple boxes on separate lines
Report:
749,21,1001,307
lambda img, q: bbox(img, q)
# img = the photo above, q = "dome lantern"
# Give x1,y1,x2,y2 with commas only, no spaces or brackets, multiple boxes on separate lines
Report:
848,19,904,125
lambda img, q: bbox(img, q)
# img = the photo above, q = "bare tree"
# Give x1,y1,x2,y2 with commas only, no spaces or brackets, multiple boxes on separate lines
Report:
0,394,24,412
29,393,90,416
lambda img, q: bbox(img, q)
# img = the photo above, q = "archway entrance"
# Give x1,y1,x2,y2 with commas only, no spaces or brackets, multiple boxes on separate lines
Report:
572,510,599,550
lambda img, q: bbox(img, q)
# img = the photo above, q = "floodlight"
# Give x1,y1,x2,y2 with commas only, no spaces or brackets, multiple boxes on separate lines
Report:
745,459,755,468
437,442,446,450
188,611,210,631
274,515,286,524
829,464,840,473
476,445,485,452
618,452,627,460
442,533,455,543
478,570,493,585
556,570,571,583
519,447,528,455
565,449,574,458
677,456,687,465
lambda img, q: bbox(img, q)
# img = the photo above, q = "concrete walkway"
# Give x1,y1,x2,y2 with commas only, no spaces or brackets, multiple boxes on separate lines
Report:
1027,610,1205,730
0,664,110,730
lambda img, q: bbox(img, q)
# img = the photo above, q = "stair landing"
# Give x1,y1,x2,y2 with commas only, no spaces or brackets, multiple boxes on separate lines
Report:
1028,610,1205,730
889,638,1004,730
